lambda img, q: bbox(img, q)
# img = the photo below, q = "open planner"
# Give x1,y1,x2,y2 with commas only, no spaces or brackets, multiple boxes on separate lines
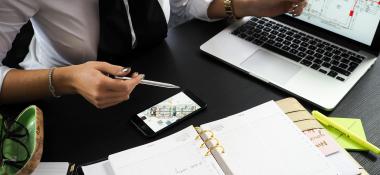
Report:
80,101,342,175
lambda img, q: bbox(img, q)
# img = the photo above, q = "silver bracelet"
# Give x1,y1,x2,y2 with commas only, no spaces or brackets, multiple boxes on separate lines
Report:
48,67,61,98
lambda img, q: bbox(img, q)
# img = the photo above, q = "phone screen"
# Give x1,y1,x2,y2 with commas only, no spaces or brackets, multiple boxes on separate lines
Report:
136,92,202,133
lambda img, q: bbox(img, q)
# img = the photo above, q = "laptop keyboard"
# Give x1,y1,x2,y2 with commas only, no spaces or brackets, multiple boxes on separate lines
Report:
231,17,367,82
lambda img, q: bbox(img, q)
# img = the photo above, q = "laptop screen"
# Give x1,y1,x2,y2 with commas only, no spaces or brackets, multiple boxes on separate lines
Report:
293,0,380,46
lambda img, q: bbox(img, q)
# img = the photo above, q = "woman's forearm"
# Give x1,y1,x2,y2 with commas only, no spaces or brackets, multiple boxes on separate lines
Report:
207,0,228,19
0,62,143,109
207,0,306,19
0,67,73,103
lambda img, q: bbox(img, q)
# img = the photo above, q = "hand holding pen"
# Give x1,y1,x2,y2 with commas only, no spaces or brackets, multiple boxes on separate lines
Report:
113,76,180,89
69,63,179,109
61,62,145,109
113,68,180,89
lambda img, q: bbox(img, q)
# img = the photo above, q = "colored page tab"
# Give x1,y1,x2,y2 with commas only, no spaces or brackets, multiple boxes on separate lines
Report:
303,129,340,156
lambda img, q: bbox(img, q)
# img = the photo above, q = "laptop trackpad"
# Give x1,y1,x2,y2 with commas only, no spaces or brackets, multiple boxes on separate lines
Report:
240,49,301,85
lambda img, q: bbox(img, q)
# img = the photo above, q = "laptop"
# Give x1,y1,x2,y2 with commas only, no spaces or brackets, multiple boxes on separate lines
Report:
200,1,380,110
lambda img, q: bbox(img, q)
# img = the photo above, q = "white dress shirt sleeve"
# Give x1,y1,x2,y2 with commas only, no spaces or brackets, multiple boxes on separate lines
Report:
0,0,39,93
169,0,219,28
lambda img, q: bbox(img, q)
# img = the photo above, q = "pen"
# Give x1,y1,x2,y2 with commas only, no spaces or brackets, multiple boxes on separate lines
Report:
312,110,380,155
114,76,180,89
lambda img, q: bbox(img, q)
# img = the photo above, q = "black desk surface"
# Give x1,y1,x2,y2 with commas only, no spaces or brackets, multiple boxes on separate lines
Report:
1,20,379,174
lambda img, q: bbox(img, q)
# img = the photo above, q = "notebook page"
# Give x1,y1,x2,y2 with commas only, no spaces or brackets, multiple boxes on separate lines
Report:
108,126,224,175
82,160,115,175
326,147,361,175
200,101,339,175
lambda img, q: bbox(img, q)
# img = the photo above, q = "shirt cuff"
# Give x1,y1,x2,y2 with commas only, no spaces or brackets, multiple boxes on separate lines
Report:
188,0,221,22
0,66,13,95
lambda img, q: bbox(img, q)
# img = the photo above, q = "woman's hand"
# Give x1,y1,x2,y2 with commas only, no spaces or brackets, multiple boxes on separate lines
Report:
233,0,307,18
55,61,144,109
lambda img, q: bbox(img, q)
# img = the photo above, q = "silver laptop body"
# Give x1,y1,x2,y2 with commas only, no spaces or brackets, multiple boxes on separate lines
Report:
201,9,380,110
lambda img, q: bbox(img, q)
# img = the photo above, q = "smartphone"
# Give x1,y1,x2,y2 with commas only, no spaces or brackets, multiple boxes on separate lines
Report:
131,90,207,137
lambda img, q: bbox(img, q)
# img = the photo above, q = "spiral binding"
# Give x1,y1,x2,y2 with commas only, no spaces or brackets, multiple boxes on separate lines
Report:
195,127,225,156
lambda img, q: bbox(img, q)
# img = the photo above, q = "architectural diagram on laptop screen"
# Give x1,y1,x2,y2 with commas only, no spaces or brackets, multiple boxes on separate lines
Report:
137,92,201,132
295,0,380,45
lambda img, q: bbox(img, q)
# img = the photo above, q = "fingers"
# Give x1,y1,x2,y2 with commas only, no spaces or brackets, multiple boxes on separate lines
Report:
92,79,142,109
103,77,129,91
131,72,139,78
286,0,305,3
103,72,143,90
92,92,130,109
88,86,132,109
78,61,146,109
91,73,144,109
288,0,307,16
103,72,143,92
93,61,131,76
288,4,299,16
120,67,131,76
99,101,123,109
125,73,145,91
296,1,308,15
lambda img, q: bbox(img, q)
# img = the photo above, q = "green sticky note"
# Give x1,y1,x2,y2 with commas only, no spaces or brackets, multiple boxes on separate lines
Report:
322,117,368,151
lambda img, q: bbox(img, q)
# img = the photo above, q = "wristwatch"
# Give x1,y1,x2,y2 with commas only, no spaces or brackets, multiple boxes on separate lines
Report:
224,0,233,17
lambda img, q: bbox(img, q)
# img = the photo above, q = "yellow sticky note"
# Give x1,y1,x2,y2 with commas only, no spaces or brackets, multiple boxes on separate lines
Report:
322,117,368,151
